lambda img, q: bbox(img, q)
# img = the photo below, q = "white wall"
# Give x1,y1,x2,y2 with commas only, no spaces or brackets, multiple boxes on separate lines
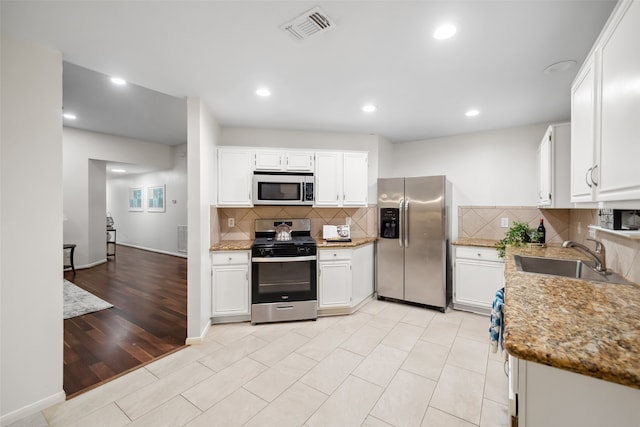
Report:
106,144,188,256
63,128,174,267
186,98,219,343
1,35,65,424
388,122,551,239
377,135,394,182
221,127,380,204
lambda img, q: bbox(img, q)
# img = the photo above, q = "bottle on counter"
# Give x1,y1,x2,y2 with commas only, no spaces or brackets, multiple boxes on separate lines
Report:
537,219,546,244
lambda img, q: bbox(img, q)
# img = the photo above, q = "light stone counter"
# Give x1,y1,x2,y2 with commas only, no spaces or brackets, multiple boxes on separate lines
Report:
316,237,377,248
209,240,253,251
503,245,640,389
452,238,499,248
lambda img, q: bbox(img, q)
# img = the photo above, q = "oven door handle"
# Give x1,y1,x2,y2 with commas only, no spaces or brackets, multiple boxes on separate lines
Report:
252,256,317,263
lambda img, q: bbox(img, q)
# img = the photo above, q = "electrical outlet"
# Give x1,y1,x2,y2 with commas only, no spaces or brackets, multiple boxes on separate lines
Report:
589,227,596,239
577,222,582,235
228,218,235,228
501,217,509,228
345,217,352,226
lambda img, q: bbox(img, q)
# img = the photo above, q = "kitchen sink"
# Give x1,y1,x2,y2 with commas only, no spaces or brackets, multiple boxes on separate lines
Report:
513,255,633,285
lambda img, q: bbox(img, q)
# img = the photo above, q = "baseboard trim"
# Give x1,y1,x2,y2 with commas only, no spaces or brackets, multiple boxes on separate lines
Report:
117,242,187,259
185,321,211,345
64,258,107,272
0,390,65,427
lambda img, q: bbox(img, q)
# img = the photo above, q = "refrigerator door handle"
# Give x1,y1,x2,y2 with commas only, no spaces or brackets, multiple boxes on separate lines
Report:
404,199,409,248
399,199,404,247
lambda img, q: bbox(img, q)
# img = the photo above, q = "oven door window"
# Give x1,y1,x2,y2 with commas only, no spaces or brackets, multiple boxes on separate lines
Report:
258,182,301,202
252,260,316,303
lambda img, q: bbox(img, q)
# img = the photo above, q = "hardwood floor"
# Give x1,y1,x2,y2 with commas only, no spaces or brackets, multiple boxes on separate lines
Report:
63,245,187,398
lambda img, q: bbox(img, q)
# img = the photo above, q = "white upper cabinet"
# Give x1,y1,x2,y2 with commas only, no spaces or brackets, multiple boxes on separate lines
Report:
342,152,369,207
254,149,314,172
314,151,368,207
285,151,314,172
315,152,342,206
598,0,640,201
537,123,571,208
254,150,283,171
218,148,254,207
571,0,640,204
571,56,598,203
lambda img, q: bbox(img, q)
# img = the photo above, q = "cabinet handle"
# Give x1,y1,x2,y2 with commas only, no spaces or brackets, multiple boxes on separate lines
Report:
585,167,593,188
336,194,339,201
591,164,599,187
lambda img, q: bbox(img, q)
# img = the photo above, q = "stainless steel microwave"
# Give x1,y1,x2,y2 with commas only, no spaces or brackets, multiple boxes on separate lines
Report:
252,172,314,205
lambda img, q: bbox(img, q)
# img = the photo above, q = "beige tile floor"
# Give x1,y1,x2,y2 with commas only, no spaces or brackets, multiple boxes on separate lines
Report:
14,299,509,427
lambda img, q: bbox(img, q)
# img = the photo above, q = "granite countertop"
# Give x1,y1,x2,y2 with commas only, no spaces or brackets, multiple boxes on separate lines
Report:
452,238,499,248
316,237,377,248
210,237,377,251
209,240,253,251
503,245,640,389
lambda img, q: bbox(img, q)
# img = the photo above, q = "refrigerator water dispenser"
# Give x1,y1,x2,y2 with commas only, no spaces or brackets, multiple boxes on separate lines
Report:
380,208,400,239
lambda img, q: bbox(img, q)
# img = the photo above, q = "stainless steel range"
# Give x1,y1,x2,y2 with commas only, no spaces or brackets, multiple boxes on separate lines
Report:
251,218,317,325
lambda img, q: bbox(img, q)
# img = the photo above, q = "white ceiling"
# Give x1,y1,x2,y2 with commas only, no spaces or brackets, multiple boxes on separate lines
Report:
2,1,616,145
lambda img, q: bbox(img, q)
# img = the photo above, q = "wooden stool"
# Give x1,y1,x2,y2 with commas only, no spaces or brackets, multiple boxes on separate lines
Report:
63,243,76,273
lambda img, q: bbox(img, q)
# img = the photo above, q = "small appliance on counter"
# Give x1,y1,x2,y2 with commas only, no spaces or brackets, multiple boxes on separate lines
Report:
322,224,351,242
599,209,640,230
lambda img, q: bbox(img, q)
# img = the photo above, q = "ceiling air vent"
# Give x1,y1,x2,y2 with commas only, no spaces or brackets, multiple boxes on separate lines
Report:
280,7,335,41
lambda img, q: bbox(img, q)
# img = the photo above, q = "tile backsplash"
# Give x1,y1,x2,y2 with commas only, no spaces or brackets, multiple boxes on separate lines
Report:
212,204,640,283
214,206,378,241
458,206,570,245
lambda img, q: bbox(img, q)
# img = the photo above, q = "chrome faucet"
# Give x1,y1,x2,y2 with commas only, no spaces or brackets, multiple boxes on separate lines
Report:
562,238,607,272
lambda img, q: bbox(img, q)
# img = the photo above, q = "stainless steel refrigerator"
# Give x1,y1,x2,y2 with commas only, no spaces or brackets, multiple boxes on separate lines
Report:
376,175,451,311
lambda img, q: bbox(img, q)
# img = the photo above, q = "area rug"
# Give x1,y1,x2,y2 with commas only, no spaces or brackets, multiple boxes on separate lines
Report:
63,279,113,319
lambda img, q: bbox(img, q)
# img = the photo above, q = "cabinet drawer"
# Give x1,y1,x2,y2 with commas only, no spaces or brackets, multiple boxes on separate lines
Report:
319,249,352,261
212,251,249,265
456,246,501,262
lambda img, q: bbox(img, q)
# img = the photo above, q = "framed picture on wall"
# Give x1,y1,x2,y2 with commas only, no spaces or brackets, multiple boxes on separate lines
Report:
128,187,144,212
147,185,166,212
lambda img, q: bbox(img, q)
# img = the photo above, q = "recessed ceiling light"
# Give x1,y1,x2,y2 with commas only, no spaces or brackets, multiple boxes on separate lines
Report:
63,113,77,120
434,24,456,40
362,104,377,113
543,60,577,74
465,109,480,117
111,168,126,173
256,87,271,97
110,77,127,85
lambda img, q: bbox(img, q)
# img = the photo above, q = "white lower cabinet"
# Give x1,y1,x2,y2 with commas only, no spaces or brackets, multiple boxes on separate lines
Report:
453,246,504,314
318,243,374,312
318,249,352,308
511,357,640,427
211,251,250,321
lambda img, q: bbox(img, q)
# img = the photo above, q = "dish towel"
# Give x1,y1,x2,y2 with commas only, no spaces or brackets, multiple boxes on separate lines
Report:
489,287,505,353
